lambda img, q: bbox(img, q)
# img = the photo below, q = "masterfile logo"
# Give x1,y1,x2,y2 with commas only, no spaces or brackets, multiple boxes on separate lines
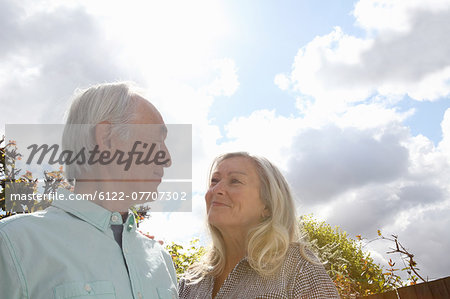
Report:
5,124,192,213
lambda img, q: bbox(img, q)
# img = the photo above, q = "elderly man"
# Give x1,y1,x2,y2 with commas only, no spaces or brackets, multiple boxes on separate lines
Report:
0,82,178,298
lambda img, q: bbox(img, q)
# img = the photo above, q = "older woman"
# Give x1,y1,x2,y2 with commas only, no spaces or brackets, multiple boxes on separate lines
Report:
179,152,340,298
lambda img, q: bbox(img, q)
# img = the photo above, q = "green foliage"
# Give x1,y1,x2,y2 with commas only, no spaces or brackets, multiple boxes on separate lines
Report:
300,215,390,298
165,239,206,278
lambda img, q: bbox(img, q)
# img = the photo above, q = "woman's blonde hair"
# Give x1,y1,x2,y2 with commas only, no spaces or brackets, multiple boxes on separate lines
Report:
185,152,307,281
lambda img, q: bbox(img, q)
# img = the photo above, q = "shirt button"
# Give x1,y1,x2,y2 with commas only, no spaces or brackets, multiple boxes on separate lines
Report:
111,214,119,222
137,292,143,299
84,284,92,292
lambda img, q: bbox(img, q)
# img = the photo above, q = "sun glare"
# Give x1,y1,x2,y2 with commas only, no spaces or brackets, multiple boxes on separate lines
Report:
78,0,231,81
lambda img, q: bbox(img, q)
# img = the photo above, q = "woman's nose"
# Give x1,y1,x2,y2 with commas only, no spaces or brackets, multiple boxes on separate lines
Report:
211,181,225,195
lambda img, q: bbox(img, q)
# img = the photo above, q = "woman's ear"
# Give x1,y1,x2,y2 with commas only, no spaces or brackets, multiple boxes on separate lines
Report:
262,207,271,219
95,121,112,150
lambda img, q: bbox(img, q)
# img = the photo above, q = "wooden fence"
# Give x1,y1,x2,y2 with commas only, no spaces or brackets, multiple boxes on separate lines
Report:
356,276,450,299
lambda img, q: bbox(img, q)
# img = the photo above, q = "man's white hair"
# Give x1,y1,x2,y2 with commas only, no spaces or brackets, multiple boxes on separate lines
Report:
62,81,144,179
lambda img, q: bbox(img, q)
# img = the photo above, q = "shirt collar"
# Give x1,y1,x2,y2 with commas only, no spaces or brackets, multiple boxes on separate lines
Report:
52,189,136,232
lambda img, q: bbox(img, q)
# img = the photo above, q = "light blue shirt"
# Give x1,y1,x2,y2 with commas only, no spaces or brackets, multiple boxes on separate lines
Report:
0,190,178,299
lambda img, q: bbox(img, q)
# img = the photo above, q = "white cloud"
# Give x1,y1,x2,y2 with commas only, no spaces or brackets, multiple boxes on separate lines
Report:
361,200,450,280
0,0,235,129
290,115,450,279
286,124,410,204
438,108,450,158
395,203,450,279
204,59,239,97
277,1,450,105
335,103,414,130
221,110,302,171
271,2,450,278
295,97,414,131
274,73,290,91
0,0,137,130
353,0,450,33
288,27,373,104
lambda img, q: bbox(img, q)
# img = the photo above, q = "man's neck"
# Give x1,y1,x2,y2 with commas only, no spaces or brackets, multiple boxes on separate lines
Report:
121,212,128,223
74,181,132,217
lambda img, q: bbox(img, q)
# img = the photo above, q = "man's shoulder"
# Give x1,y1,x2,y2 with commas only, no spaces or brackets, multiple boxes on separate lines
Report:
135,231,167,252
0,207,65,234
0,210,46,229
135,232,175,265
136,231,164,245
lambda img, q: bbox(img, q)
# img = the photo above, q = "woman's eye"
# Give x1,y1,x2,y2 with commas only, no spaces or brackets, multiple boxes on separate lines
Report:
210,178,219,185
231,178,241,184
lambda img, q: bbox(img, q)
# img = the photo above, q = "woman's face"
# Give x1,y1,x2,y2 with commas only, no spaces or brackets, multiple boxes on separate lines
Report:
205,156,268,235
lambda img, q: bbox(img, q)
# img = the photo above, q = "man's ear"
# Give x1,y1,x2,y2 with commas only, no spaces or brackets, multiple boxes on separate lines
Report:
95,121,112,150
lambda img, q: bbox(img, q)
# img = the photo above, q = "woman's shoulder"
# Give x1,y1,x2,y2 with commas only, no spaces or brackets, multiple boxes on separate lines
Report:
178,274,213,298
284,242,321,267
282,243,335,283
284,243,340,298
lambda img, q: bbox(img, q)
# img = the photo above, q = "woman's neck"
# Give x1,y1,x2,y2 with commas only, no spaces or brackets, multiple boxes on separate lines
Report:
221,228,248,270
212,229,248,298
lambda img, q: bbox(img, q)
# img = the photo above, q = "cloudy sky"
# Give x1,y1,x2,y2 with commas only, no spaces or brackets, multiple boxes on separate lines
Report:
1,0,449,280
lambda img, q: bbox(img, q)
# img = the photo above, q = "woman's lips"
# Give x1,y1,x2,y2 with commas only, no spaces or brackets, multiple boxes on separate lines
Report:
211,201,230,207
